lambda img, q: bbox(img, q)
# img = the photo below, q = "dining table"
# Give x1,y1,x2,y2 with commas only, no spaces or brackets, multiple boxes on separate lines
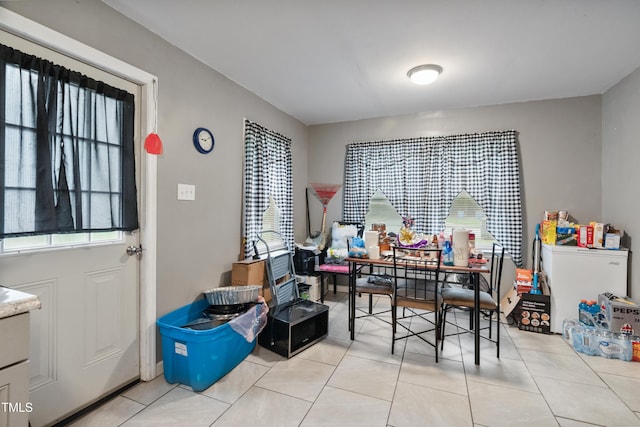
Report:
345,254,490,365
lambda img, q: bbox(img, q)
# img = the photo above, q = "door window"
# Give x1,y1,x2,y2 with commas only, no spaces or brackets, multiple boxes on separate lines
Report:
0,41,138,253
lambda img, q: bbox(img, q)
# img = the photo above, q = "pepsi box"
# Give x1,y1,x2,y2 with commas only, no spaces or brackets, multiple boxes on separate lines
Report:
598,293,640,335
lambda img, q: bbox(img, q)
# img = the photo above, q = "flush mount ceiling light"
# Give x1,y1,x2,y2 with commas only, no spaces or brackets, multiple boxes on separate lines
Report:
407,64,443,85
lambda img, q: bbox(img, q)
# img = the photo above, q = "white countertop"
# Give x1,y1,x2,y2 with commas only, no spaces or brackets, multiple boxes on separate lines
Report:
0,286,41,319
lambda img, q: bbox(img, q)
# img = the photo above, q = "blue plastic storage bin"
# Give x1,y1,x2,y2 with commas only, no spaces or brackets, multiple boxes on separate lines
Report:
157,298,256,392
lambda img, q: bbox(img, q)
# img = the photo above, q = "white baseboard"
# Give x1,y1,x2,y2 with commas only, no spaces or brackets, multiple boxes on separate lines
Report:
154,360,164,379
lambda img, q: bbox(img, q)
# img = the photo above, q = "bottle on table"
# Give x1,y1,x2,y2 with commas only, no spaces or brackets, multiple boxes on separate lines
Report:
442,241,454,266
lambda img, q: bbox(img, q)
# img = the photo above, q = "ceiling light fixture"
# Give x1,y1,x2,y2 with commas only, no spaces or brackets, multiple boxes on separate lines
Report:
407,64,443,85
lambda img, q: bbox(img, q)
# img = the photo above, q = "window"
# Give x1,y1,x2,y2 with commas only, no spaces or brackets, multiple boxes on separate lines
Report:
364,189,403,234
444,190,497,250
343,130,523,266
253,196,287,255
0,43,138,252
242,119,293,258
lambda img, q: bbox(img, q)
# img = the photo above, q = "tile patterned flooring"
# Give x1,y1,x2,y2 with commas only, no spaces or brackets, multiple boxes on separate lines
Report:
68,292,640,427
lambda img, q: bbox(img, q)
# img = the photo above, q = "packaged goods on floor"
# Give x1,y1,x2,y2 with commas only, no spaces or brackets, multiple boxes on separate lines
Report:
563,293,640,362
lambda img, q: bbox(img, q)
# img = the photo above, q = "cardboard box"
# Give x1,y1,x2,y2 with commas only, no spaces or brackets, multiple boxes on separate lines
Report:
598,293,640,335
296,275,321,301
231,259,266,286
604,225,623,250
516,268,532,283
261,285,272,303
556,227,578,246
591,222,605,248
501,285,521,318
516,293,551,334
516,281,533,294
541,220,557,245
577,225,594,248
605,233,621,250
515,268,533,293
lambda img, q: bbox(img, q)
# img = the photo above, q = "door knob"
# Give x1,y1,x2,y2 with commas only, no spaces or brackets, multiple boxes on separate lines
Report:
126,245,143,256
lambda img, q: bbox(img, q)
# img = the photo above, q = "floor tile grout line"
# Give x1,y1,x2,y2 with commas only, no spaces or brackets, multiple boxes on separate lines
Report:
457,309,480,426
510,327,604,425
75,292,640,426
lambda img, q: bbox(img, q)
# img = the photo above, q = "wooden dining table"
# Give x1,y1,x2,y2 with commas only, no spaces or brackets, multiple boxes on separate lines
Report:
345,255,490,365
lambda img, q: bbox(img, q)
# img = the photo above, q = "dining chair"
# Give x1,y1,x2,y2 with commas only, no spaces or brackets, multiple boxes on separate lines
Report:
352,261,395,329
391,245,443,361
440,243,505,357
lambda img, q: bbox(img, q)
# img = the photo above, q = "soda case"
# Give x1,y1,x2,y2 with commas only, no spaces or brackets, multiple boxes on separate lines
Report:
563,319,640,361
578,300,604,327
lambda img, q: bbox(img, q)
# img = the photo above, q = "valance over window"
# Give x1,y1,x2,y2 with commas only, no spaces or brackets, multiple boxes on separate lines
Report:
343,130,523,266
0,43,138,238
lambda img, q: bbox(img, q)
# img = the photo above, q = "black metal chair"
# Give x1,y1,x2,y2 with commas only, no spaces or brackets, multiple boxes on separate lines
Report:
391,246,443,361
352,264,395,329
440,243,505,357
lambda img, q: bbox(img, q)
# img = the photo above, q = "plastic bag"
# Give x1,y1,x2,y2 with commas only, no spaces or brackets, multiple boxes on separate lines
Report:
348,237,367,258
331,222,358,249
229,296,269,343
327,247,349,263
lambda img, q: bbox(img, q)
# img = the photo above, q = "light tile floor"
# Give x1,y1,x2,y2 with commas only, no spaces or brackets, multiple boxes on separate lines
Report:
68,292,640,427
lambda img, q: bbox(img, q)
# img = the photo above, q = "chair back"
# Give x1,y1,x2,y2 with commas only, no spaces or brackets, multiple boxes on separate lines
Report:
489,243,505,299
391,246,443,309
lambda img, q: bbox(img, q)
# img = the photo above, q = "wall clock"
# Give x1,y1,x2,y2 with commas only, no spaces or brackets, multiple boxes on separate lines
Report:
193,127,215,154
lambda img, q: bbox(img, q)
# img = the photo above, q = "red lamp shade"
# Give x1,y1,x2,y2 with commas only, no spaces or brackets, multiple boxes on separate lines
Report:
144,133,163,155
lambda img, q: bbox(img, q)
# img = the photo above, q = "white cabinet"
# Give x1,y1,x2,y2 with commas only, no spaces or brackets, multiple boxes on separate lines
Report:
0,313,30,427
0,287,40,427
541,244,628,333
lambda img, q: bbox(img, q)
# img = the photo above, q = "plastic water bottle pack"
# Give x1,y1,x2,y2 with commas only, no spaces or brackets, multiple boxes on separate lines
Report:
566,321,638,361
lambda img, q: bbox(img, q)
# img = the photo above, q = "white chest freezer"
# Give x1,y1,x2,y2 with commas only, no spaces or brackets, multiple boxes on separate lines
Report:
540,243,628,333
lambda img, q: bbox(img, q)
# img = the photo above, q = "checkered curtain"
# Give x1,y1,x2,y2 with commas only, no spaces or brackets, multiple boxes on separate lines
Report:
243,119,293,258
343,130,523,266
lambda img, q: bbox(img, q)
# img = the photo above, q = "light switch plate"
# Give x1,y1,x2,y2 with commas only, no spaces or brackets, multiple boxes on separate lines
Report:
177,184,195,201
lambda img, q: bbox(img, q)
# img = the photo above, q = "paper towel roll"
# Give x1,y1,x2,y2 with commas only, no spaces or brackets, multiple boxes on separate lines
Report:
453,229,469,267
367,245,380,260
364,230,379,248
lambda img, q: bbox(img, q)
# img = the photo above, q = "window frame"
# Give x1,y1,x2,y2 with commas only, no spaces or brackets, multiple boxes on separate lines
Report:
0,230,124,255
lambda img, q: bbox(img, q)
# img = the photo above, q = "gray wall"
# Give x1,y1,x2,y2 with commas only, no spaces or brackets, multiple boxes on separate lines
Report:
3,1,637,340
603,66,640,299
308,96,604,270
0,1,309,321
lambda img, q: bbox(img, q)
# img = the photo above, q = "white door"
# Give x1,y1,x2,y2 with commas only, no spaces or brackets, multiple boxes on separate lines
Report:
0,30,141,427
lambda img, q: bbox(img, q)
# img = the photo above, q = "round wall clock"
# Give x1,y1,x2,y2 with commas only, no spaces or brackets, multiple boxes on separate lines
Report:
193,127,215,154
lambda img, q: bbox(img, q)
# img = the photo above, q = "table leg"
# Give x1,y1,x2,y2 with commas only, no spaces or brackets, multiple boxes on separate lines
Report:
473,272,480,365
349,261,356,340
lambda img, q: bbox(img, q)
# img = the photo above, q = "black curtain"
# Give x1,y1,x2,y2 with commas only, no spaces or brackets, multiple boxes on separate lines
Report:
0,43,138,238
